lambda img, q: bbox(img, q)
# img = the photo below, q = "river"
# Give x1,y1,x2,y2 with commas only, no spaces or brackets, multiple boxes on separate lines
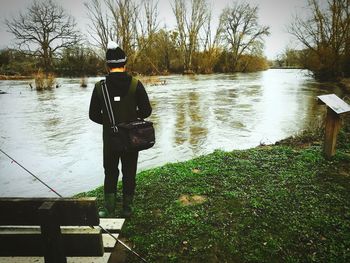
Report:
0,69,336,197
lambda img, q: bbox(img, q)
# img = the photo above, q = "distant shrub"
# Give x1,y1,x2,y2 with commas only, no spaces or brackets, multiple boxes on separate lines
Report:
80,77,87,87
34,70,56,90
195,49,221,74
236,55,269,72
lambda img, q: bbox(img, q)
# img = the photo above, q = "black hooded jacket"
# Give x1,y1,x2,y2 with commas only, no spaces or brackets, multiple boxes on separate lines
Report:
89,72,152,125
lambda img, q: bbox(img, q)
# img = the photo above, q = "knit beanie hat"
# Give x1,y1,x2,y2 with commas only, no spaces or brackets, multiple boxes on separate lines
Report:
106,41,127,68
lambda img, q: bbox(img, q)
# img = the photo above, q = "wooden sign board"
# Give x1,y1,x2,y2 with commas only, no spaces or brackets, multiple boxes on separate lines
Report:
317,94,350,115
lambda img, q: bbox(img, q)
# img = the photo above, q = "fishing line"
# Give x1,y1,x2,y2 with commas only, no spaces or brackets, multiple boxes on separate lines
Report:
0,148,148,263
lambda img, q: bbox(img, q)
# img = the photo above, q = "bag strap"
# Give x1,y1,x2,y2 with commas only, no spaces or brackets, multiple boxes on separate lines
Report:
100,77,138,132
129,77,138,96
100,79,118,132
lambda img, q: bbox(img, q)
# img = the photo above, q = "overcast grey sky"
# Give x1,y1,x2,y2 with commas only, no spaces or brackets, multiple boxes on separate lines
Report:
0,0,309,59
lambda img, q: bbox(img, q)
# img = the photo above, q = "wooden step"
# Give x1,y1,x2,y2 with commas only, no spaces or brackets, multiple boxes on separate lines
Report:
103,233,119,252
98,218,125,233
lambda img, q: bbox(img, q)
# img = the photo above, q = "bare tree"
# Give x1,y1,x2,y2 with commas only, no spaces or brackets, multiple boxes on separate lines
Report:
288,0,350,79
172,0,209,73
6,0,80,74
106,0,139,56
202,9,221,52
219,1,270,71
85,0,162,72
85,0,115,51
135,0,160,65
132,0,159,73
141,0,159,37
197,8,222,73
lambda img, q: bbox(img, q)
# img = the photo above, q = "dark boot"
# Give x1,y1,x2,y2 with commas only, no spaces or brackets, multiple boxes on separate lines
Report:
99,193,116,218
122,195,134,218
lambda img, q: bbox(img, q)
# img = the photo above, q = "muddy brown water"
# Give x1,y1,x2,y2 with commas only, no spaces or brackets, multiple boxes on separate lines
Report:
0,69,337,197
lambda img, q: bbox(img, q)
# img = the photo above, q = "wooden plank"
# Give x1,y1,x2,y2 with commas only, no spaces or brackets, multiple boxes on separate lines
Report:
318,94,350,115
0,226,41,233
64,231,104,257
0,253,112,263
98,218,125,233
0,228,104,257
0,198,99,226
0,227,117,247
0,258,44,263
0,219,125,232
0,226,101,233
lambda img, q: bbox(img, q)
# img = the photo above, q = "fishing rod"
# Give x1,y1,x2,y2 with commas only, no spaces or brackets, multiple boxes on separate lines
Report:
99,225,147,263
0,148,148,263
0,148,63,197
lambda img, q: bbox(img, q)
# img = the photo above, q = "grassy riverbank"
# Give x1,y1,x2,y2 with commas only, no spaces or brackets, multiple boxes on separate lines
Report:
77,115,350,262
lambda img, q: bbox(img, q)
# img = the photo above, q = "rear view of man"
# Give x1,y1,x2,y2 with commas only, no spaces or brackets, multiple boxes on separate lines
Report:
89,41,152,217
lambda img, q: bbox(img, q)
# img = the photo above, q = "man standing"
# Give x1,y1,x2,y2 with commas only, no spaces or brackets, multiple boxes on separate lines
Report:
89,41,152,217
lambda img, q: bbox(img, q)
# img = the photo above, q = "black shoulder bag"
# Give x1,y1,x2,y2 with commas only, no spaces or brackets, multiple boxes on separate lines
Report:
100,78,155,152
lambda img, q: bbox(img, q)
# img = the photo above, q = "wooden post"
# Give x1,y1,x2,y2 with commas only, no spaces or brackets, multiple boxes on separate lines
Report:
318,94,350,159
39,201,67,263
324,108,341,159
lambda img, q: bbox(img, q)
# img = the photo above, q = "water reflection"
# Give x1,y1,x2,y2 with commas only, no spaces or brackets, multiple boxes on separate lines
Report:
173,90,208,151
174,93,187,145
0,70,333,197
35,90,62,139
32,88,86,154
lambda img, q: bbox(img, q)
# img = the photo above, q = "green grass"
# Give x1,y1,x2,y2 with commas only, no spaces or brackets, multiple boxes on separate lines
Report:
78,116,350,263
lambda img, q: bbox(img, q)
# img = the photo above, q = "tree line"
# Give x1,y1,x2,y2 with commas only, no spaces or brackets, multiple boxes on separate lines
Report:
1,0,270,77
1,0,349,80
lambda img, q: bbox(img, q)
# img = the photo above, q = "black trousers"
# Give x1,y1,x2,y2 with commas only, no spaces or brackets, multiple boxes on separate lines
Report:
103,143,139,196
